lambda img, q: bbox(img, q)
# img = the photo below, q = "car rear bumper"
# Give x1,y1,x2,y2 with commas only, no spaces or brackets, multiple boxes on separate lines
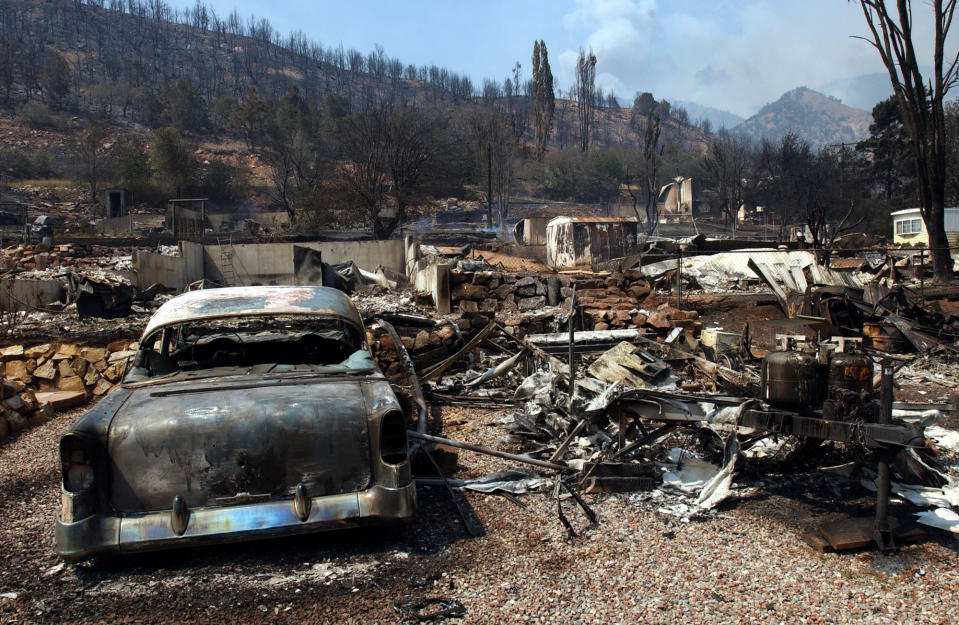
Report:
55,483,416,563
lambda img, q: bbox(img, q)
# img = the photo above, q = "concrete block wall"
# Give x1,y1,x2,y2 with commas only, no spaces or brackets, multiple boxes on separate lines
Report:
0,278,64,311
203,240,406,286
133,241,204,291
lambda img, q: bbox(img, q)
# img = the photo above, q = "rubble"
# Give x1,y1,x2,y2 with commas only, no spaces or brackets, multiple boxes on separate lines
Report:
2,230,959,562
357,240,959,552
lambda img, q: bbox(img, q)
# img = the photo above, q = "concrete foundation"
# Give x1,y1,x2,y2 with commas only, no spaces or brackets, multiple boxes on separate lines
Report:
0,278,65,311
134,241,204,291
203,239,406,286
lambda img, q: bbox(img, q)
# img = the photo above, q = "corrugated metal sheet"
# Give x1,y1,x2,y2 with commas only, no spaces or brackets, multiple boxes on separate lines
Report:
547,216,638,226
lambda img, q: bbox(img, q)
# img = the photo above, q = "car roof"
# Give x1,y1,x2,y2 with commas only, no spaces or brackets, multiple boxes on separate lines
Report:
142,285,363,339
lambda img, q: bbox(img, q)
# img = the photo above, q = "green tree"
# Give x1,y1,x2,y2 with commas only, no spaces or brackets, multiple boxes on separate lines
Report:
39,50,70,110
335,109,391,238
210,96,240,135
166,79,207,132
232,85,271,151
630,92,658,134
151,127,193,198
532,40,555,159
384,105,452,228
202,158,248,203
856,96,914,201
131,86,165,126
114,136,153,186
263,86,325,216
946,99,959,206
574,49,597,153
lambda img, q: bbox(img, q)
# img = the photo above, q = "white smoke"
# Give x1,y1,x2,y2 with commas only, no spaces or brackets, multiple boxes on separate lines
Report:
557,0,950,117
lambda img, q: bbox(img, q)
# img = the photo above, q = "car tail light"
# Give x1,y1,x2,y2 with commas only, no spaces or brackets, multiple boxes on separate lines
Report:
60,435,95,493
379,410,408,465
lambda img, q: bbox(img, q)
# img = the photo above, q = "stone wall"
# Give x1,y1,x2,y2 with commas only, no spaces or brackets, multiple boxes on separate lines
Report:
449,269,702,334
0,340,136,442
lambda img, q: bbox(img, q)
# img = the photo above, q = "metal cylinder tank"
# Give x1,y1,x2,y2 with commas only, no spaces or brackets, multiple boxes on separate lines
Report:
827,351,874,395
761,351,825,411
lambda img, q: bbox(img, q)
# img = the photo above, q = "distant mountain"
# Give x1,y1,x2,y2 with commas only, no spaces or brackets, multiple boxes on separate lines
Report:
671,99,745,130
734,87,872,147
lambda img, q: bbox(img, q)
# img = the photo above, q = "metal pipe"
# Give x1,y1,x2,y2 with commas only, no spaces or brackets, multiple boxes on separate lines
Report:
409,431,568,471
676,248,682,309
880,363,894,426
874,362,895,551
568,284,577,414
548,418,589,464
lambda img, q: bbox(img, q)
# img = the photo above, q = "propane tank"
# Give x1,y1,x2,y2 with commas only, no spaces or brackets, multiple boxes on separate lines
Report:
827,351,874,396
761,350,825,411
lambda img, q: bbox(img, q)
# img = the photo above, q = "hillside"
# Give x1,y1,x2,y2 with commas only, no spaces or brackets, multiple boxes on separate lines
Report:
0,0,704,155
734,87,872,147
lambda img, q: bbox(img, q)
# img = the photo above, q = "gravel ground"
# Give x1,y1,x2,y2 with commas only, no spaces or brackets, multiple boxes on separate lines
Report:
1,404,958,624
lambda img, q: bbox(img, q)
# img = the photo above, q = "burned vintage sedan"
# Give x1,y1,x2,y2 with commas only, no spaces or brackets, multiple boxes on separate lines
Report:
56,286,415,562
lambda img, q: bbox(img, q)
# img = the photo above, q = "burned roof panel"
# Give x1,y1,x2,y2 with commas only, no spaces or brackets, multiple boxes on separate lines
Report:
547,216,638,227
142,285,362,338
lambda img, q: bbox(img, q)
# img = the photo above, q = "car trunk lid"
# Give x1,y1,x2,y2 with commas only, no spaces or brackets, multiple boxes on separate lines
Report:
107,378,372,513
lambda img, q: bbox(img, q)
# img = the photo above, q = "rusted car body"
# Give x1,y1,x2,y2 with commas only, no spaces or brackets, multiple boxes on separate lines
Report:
55,286,414,563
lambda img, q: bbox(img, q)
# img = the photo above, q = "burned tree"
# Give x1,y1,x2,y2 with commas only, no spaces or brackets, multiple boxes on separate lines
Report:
703,128,750,228
74,121,110,207
634,110,663,235
856,0,959,280
337,109,391,239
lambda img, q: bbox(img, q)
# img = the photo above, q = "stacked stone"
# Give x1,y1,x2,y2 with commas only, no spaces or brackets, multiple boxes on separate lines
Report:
0,243,136,271
370,322,465,377
449,271,570,313
0,340,136,410
0,379,55,441
449,269,702,334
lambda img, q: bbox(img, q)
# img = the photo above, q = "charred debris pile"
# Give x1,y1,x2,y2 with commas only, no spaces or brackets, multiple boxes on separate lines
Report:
0,234,958,548
365,243,959,550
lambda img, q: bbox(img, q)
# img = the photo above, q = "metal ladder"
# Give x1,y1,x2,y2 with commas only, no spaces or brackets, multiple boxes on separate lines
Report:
217,236,237,286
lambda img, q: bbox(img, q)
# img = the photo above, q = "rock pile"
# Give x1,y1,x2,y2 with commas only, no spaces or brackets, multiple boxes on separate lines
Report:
0,340,136,440
0,379,55,442
371,320,467,376
450,271,569,313
1,243,137,274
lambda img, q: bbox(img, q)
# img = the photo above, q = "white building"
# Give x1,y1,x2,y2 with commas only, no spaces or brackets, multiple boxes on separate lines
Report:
891,207,959,246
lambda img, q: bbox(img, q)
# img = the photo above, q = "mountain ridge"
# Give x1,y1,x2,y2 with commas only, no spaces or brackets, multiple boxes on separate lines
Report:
734,86,872,146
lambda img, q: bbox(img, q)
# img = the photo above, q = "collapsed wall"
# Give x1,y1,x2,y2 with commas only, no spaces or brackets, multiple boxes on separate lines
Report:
449,269,702,334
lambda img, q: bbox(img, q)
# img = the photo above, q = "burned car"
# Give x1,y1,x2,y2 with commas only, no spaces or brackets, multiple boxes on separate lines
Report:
56,286,415,562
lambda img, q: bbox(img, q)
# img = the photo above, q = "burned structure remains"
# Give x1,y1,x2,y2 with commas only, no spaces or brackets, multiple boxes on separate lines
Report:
0,204,956,583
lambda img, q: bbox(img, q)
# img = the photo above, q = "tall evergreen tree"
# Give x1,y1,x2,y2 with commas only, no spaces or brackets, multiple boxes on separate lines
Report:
532,40,555,159
574,48,596,153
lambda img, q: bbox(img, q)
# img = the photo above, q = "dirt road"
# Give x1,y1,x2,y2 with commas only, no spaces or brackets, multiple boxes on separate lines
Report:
2,407,958,624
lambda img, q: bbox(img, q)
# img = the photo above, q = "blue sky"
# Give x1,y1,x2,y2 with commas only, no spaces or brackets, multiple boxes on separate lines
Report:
167,0,953,117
